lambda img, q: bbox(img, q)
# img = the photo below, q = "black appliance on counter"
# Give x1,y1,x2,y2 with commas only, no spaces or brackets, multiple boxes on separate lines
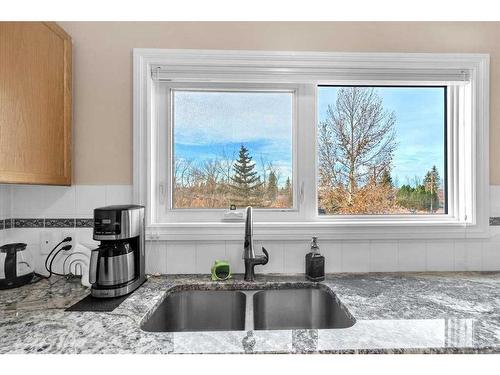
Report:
0,243,35,289
89,205,146,298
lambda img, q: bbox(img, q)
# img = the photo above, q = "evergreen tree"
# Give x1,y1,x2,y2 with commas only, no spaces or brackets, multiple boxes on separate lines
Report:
423,165,440,212
396,185,413,210
267,170,278,202
424,165,440,193
230,145,262,206
396,179,440,213
283,177,291,193
283,177,292,206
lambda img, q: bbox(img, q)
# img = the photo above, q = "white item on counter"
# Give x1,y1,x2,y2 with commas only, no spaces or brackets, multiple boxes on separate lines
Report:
63,243,92,288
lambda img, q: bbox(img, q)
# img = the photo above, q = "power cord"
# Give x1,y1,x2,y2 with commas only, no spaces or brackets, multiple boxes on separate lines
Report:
48,245,72,277
42,236,73,278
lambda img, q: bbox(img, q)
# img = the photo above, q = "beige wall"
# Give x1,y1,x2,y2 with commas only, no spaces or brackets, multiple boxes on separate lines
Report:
57,22,500,185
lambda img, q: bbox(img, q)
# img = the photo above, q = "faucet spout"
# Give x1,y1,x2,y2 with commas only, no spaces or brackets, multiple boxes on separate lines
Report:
244,206,255,260
243,206,269,281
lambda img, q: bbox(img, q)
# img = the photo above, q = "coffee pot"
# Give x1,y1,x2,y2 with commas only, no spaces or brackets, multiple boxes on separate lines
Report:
0,243,35,289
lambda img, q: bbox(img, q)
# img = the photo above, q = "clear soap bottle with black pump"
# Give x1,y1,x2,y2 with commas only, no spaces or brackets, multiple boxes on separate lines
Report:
305,236,325,281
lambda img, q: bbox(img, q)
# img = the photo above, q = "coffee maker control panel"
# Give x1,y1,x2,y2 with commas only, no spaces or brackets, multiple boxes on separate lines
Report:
93,205,144,240
94,211,122,236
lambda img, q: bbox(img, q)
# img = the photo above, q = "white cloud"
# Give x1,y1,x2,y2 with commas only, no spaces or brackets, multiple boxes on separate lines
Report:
173,91,293,145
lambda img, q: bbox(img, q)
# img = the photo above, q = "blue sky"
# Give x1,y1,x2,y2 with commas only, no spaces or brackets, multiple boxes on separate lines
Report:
318,86,446,187
174,87,445,188
173,90,293,185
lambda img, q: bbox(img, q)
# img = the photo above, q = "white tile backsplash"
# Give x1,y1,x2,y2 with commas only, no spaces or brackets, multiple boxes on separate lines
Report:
195,242,226,274
166,242,196,274
482,240,500,271
398,240,427,271
12,185,47,217
454,239,483,271
283,240,309,273
484,227,500,270
322,241,342,273
75,185,106,216
426,240,455,271
13,228,47,247
43,186,76,217
74,228,99,249
342,241,370,272
26,243,43,274
145,241,168,274
255,241,283,273
105,185,133,206
0,185,11,219
3,183,500,274
8,184,133,219
370,240,399,272
225,242,244,274
11,185,74,218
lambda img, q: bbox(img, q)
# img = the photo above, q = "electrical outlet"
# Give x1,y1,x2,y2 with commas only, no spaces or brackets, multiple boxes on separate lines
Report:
61,230,76,250
40,231,56,255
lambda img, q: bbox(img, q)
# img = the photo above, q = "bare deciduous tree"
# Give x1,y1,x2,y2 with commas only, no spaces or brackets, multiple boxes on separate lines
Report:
174,158,194,187
318,87,397,205
218,147,236,184
318,121,338,189
201,159,222,208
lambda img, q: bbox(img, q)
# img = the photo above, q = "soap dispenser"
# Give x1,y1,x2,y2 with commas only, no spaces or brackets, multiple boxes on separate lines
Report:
305,236,325,281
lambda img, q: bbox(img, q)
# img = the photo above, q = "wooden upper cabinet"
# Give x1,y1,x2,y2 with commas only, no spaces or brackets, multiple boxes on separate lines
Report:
0,22,72,185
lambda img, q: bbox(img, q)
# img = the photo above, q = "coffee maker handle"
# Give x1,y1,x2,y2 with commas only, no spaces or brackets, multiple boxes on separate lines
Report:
89,248,99,284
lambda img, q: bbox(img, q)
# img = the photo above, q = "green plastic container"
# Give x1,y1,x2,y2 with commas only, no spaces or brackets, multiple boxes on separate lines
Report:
211,260,232,281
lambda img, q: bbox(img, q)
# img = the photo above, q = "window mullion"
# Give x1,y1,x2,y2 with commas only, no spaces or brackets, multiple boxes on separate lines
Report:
297,84,318,221
156,83,170,222
448,85,460,221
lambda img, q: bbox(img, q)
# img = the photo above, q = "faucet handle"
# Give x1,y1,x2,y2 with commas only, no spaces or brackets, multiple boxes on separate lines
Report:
261,247,269,265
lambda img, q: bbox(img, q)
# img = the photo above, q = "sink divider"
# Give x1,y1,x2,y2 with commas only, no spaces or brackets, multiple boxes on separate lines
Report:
243,290,257,331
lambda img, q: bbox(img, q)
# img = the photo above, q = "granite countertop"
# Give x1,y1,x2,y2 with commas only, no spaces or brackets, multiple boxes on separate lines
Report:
1,272,500,354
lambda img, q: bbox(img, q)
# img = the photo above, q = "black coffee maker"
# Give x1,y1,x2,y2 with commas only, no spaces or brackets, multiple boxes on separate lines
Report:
89,205,146,298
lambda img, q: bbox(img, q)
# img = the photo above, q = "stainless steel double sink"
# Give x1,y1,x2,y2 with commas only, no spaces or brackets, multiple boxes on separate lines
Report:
141,287,356,332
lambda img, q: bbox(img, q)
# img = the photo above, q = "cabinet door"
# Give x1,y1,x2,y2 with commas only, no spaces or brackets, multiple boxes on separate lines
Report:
0,22,72,185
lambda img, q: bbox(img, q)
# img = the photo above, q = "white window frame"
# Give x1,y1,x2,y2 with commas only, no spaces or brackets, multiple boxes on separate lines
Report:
133,49,489,241
156,82,302,223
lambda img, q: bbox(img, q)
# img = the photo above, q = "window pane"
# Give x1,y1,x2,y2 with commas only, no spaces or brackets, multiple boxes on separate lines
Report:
172,90,293,209
317,86,446,215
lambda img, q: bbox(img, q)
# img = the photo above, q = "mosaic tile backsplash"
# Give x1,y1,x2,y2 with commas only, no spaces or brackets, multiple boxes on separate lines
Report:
0,218,93,229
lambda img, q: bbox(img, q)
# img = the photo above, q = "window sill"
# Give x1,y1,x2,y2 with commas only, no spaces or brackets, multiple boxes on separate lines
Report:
146,220,489,241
